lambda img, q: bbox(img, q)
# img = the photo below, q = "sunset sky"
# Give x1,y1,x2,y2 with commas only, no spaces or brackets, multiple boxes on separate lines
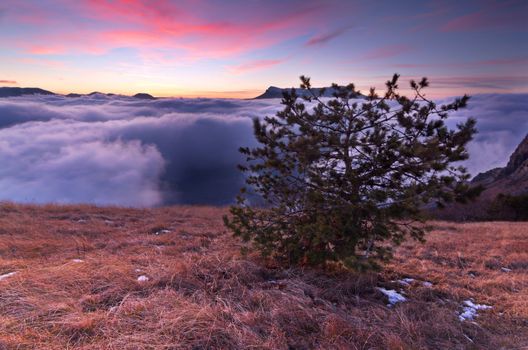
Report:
1,0,527,98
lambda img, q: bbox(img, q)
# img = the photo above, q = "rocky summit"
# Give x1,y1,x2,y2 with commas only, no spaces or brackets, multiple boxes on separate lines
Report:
472,134,528,197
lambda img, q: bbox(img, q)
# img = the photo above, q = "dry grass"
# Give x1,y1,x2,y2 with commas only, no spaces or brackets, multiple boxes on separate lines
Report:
0,202,526,349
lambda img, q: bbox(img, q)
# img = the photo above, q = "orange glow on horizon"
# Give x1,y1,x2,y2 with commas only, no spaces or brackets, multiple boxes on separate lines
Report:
47,86,263,99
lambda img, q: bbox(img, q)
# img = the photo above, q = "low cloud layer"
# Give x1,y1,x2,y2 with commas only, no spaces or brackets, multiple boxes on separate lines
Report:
0,93,526,206
442,93,528,175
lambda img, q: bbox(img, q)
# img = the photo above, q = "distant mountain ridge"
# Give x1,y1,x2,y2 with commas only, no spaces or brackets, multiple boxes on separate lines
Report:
254,86,364,99
0,87,55,97
2,85,361,100
0,87,156,99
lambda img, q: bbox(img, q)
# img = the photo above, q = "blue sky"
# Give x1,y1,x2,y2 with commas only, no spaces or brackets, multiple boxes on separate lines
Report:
0,0,527,97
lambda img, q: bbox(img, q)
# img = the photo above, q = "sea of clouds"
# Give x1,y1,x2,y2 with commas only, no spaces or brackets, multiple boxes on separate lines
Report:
0,93,526,206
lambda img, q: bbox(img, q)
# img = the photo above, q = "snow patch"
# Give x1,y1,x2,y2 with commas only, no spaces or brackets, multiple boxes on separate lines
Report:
396,277,433,288
71,259,84,263
0,272,17,281
397,278,415,286
137,275,149,282
459,299,492,321
501,267,512,272
377,287,407,306
155,229,171,235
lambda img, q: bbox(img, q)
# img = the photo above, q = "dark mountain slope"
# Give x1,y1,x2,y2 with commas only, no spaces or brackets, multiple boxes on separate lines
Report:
472,134,528,198
254,86,363,99
0,87,55,97
435,134,528,220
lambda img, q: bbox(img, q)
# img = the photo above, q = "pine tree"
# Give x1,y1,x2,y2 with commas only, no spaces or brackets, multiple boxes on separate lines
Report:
224,74,481,269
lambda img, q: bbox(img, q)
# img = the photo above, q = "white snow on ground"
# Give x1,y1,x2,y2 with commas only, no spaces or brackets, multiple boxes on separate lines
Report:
377,287,407,306
137,275,149,282
0,272,17,281
396,278,434,288
71,259,84,263
155,229,171,235
397,278,415,286
501,267,512,272
459,299,492,321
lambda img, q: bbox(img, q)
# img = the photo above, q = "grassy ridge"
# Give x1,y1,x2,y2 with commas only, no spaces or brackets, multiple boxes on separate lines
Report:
0,203,526,349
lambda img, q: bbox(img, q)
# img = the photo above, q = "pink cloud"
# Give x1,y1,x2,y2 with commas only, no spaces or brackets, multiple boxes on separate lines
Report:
305,26,351,46
82,0,228,36
475,57,528,66
19,57,65,68
356,74,528,98
0,80,17,84
362,44,411,60
8,0,325,61
392,63,428,69
28,46,65,55
229,58,286,74
420,75,528,91
441,1,528,32
2,1,56,25
393,56,528,69
82,1,322,58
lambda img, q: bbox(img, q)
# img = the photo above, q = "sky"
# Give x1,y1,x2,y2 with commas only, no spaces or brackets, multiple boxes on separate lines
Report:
0,0,527,98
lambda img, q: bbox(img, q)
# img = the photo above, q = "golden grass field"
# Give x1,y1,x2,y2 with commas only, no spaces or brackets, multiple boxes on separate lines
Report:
0,203,526,349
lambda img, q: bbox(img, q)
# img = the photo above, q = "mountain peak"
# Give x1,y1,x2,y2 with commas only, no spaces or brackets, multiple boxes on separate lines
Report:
254,85,363,99
133,93,156,100
501,134,528,177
